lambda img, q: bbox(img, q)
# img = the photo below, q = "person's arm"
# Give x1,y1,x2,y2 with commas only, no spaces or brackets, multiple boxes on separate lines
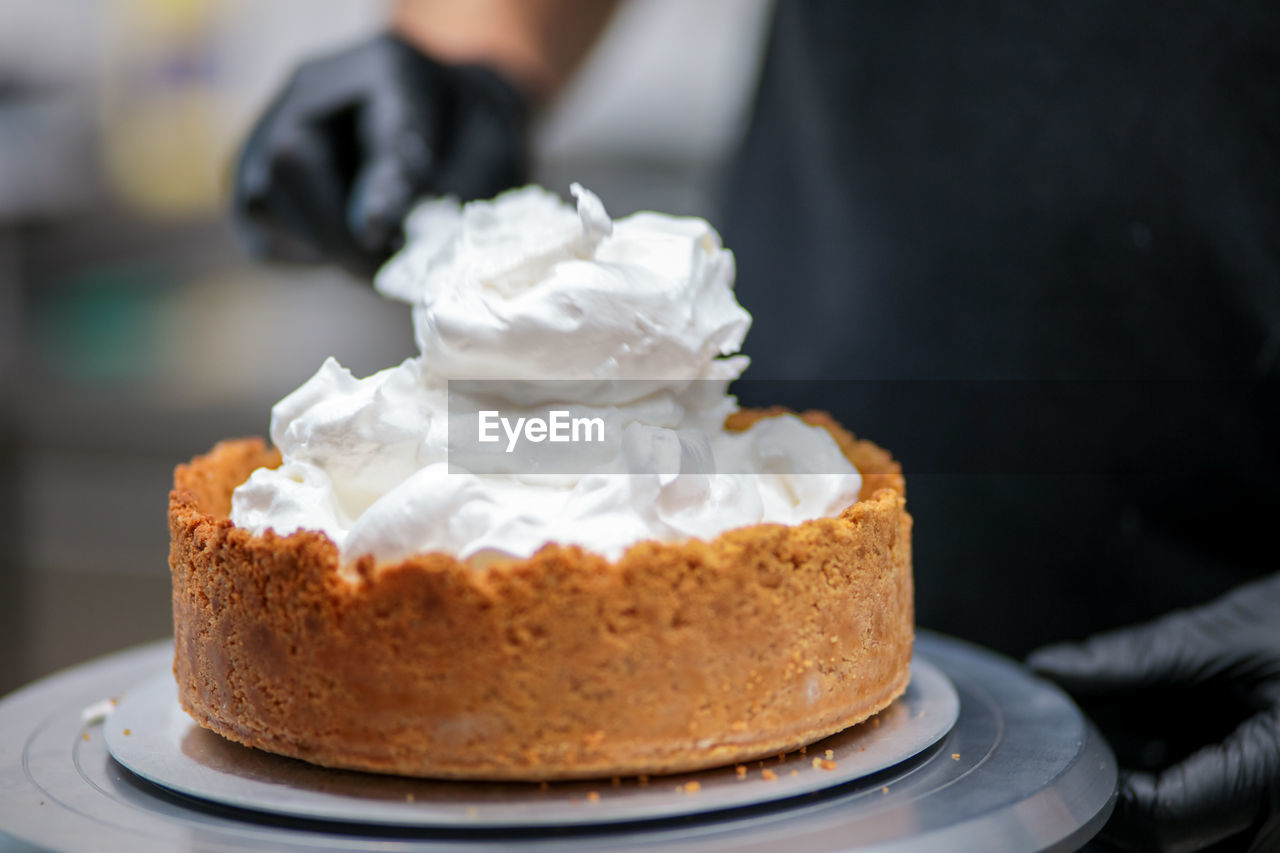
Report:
393,0,620,102
231,1,620,278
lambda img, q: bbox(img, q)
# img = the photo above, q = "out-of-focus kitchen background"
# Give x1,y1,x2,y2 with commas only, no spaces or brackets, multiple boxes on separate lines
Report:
0,0,772,694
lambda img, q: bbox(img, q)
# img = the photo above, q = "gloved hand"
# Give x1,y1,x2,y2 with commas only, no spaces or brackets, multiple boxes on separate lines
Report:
1029,573,1280,852
232,33,528,279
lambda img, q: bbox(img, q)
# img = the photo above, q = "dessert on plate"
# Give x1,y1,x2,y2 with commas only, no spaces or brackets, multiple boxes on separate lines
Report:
169,185,912,780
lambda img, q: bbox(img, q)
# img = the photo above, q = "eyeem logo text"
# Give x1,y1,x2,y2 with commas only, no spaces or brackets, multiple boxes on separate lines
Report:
478,410,606,453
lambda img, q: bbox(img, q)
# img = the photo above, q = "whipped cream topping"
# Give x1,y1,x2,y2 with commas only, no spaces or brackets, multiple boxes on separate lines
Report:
231,185,862,564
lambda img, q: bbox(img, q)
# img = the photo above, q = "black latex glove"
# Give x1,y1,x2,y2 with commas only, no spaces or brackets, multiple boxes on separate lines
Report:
1028,574,1280,852
232,33,528,279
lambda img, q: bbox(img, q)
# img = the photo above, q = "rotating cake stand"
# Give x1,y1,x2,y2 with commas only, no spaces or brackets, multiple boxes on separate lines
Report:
0,631,1115,852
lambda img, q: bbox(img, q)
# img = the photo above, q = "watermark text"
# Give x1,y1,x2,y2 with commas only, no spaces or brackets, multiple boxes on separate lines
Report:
477,410,606,453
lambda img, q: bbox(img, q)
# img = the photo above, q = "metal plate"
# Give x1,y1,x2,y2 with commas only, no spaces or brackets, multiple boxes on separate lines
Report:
102,659,958,828
0,631,1116,852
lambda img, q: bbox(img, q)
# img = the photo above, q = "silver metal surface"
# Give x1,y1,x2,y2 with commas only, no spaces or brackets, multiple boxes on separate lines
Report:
0,631,1116,852
103,659,958,828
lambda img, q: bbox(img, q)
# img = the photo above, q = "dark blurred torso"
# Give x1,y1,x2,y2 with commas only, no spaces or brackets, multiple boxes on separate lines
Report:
721,0,1280,655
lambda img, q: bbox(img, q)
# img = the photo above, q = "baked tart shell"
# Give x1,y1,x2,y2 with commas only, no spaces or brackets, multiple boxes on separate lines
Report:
169,410,913,780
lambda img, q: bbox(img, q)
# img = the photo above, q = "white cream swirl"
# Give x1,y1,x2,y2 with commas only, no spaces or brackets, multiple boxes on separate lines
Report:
231,185,861,564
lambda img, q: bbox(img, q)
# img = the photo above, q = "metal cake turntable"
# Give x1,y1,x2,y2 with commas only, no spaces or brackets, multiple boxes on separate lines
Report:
0,631,1115,852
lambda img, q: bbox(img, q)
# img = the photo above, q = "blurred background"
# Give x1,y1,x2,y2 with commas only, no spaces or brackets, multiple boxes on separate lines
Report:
0,0,773,694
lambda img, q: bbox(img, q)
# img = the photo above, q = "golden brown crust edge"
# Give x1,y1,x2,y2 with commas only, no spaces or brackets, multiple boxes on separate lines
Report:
169,411,913,781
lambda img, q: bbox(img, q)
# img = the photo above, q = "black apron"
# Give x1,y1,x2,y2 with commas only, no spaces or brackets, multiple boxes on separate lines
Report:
720,0,1280,656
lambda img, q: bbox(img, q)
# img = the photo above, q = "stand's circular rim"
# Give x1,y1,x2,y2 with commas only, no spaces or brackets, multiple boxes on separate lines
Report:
0,630,1117,852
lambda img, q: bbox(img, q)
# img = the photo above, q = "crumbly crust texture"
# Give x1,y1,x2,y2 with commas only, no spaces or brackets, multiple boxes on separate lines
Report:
169,411,913,780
